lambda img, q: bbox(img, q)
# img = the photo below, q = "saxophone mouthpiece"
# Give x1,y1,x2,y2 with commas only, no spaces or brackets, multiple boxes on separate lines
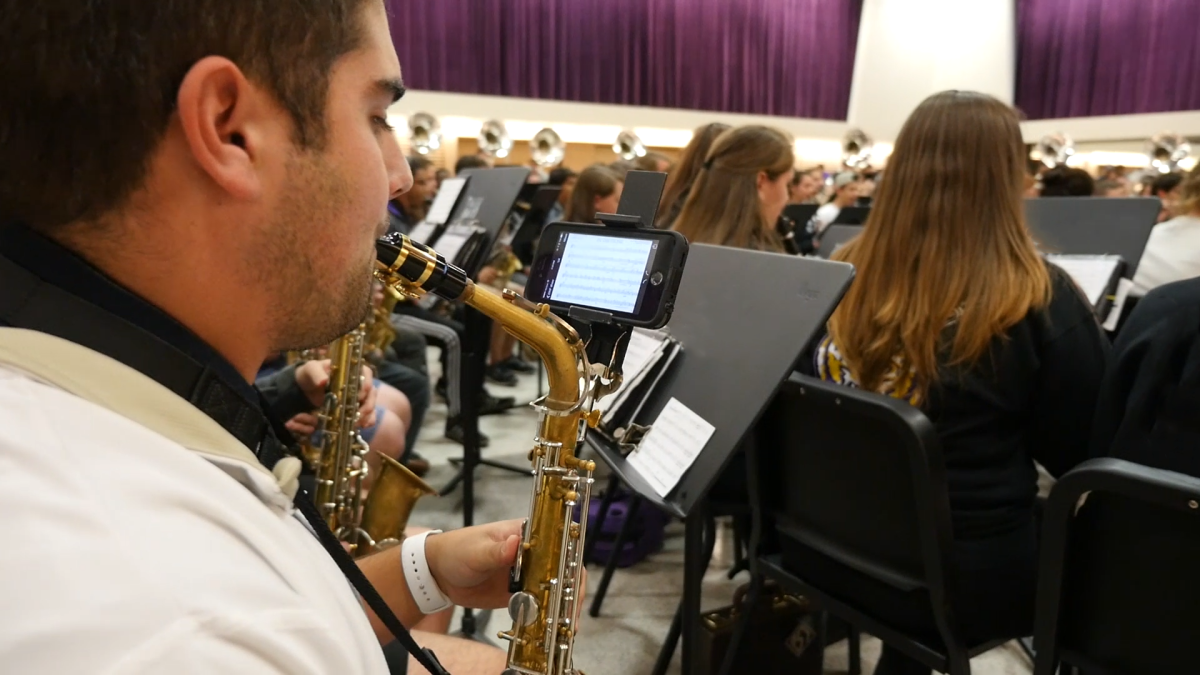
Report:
374,233,471,301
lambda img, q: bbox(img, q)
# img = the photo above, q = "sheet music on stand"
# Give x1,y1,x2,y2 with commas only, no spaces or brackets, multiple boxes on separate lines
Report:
407,221,438,246
1045,254,1125,310
426,177,467,226
414,223,483,309
598,329,683,437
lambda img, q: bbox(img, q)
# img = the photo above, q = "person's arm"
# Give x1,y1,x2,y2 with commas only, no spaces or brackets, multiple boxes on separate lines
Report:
1029,295,1112,477
257,361,378,428
256,364,316,422
355,520,523,642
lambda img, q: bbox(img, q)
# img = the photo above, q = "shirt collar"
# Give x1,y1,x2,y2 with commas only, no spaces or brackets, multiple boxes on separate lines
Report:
0,223,260,407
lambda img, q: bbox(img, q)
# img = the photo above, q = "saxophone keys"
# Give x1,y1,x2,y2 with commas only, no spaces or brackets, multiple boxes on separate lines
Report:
508,592,540,626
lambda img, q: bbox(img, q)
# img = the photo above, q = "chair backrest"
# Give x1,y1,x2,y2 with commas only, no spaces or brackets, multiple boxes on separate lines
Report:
761,374,956,603
1034,458,1200,675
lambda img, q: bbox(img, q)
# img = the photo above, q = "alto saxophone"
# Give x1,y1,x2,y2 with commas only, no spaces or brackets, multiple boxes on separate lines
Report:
375,234,606,675
308,323,436,557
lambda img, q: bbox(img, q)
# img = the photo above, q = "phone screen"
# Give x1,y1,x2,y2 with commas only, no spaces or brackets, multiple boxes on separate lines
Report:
543,231,660,315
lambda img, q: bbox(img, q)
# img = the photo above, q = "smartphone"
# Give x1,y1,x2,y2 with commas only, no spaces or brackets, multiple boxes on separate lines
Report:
525,222,688,329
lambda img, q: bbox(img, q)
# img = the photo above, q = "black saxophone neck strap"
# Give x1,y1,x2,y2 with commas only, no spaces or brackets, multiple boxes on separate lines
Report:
0,253,448,675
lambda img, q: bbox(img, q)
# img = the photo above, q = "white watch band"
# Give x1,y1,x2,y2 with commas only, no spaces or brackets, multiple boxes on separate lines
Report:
402,530,453,614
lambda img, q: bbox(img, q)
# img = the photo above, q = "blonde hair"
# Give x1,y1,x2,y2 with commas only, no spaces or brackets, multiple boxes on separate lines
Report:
828,91,1052,403
670,126,793,251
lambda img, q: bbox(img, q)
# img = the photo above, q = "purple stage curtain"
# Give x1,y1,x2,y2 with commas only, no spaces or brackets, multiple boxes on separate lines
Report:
1016,0,1200,119
387,0,862,120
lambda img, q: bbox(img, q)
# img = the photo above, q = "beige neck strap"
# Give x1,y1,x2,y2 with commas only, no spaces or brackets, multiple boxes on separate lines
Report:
0,327,301,498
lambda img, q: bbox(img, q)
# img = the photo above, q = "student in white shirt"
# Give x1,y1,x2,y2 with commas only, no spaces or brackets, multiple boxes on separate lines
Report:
813,171,862,234
0,1,523,673
1132,165,1200,296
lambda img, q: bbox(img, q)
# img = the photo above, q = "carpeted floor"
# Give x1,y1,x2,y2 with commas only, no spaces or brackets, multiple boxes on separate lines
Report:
406,358,1033,675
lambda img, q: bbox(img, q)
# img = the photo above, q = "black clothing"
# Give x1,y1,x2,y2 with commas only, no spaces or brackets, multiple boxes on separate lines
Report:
808,264,1109,539
918,265,1108,539
797,264,1108,674
1092,277,1200,476
256,364,317,423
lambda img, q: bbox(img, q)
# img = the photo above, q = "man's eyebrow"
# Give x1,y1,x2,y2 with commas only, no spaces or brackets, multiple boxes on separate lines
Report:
375,79,406,103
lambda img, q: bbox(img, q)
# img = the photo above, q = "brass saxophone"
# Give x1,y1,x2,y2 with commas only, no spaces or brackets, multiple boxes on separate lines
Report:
307,323,436,557
375,234,604,675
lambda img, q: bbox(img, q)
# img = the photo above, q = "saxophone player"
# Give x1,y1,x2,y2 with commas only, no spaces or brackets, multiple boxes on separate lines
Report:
0,1,526,673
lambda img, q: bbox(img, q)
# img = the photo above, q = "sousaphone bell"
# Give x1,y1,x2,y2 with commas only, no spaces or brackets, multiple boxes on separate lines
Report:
531,128,566,167
407,112,442,155
478,120,513,159
613,130,647,160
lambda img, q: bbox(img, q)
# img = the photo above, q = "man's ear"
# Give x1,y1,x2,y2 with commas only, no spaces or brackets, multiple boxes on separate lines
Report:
175,56,268,201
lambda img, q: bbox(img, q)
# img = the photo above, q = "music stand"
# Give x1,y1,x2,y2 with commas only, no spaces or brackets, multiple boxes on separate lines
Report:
783,204,819,226
832,205,871,225
816,224,863,259
584,245,854,674
1025,197,1161,277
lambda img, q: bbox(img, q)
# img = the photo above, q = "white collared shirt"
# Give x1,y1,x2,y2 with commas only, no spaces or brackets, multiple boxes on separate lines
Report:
0,364,388,673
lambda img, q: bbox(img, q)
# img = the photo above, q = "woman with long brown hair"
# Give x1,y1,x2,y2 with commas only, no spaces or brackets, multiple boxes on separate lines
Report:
670,125,793,251
655,122,731,229
564,164,622,225
814,91,1109,675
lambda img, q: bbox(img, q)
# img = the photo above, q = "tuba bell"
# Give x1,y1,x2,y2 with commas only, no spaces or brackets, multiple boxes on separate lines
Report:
408,112,442,155
613,130,647,160
531,127,566,168
1033,132,1075,169
842,128,874,170
1145,132,1192,174
479,119,514,159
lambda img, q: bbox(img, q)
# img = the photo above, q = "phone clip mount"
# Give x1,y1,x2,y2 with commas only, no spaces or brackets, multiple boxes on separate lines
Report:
565,171,668,399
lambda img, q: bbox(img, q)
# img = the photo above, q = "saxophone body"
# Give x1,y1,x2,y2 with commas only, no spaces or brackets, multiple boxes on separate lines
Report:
307,323,435,558
375,234,600,675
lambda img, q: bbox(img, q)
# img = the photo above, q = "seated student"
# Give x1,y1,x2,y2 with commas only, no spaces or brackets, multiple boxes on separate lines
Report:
257,359,410,484
812,91,1109,675
812,171,860,233
1039,166,1095,197
1151,171,1185,222
656,122,731,230
670,125,793,252
545,167,577,225
1131,164,1200,296
564,165,624,224
455,154,489,175
1091,275,1200,476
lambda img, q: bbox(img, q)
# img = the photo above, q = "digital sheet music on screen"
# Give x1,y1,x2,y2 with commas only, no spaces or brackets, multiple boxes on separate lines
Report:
548,233,655,313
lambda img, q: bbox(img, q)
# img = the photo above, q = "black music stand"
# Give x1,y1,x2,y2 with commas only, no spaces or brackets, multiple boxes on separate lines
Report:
832,205,871,225
1025,197,1160,277
816,224,863,259
584,245,854,675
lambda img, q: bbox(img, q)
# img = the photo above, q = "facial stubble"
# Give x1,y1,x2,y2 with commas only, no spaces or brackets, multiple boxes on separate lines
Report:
260,152,377,352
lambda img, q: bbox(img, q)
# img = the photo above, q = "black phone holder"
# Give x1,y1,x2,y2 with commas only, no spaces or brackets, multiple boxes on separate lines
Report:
564,170,669,391
566,215,653,390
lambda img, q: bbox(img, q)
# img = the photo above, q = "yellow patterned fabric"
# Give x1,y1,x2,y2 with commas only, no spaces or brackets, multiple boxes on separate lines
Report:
815,333,920,405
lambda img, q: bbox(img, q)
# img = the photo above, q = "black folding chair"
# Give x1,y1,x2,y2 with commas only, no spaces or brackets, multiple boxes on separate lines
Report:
1033,458,1200,675
754,374,1011,675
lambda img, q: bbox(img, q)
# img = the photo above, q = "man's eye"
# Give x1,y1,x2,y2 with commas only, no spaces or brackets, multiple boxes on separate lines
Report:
372,116,395,131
